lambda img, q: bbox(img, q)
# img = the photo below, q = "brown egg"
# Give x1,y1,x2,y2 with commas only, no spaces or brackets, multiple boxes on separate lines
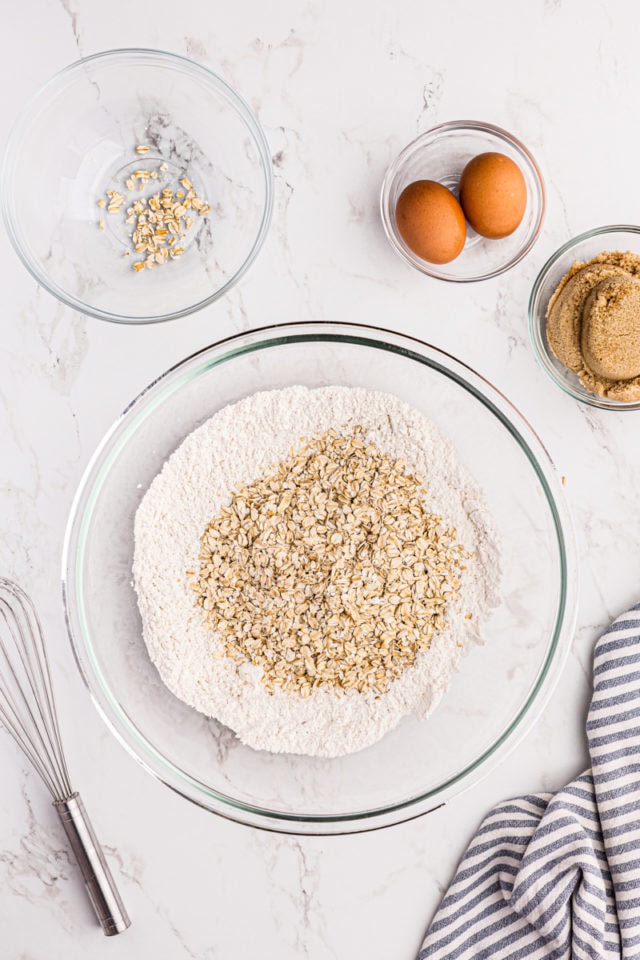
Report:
459,153,527,239
395,180,466,264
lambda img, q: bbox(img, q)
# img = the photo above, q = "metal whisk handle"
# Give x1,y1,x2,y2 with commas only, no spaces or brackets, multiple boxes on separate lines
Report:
54,793,130,937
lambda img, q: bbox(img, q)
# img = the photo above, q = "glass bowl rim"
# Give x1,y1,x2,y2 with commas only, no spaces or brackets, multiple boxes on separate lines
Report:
528,224,640,411
380,119,546,283
62,320,577,834
1,47,274,325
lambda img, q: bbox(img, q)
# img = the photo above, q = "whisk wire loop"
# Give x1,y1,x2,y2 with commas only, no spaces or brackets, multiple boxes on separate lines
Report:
0,578,72,799
0,596,62,796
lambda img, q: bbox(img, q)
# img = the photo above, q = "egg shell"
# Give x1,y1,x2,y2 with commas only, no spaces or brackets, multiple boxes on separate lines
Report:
394,180,466,264
459,152,527,239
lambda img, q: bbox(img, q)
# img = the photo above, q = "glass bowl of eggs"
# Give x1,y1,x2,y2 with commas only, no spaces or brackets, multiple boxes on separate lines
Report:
380,120,545,282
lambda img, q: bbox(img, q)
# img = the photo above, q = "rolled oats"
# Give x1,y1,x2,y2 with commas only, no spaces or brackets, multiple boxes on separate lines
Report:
192,427,469,697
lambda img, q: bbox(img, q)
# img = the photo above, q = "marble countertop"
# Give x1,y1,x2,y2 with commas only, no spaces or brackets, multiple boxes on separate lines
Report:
2,1,640,957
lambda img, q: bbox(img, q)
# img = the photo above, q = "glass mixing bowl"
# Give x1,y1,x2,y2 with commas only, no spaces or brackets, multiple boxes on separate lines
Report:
1,49,273,324
529,225,640,410
380,121,545,282
63,323,577,833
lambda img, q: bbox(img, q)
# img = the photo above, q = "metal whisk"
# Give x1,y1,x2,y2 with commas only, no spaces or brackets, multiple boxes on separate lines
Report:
0,578,130,936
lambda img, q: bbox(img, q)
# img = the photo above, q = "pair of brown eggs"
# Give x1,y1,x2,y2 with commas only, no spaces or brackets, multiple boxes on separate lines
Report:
395,152,527,265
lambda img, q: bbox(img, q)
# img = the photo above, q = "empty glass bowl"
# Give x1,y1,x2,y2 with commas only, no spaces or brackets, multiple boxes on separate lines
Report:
380,120,545,282
1,49,273,323
529,225,640,410
63,323,577,833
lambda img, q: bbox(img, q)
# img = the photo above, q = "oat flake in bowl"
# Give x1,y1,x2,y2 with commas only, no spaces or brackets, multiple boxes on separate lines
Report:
133,386,500,757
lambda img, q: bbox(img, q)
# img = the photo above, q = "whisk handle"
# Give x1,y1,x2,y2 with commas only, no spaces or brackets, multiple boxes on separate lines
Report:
54,793,130,936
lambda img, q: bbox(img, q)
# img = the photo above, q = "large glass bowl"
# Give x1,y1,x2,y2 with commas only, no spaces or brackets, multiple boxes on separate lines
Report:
529,225,640,410
63,323,577,833
1,49,273,324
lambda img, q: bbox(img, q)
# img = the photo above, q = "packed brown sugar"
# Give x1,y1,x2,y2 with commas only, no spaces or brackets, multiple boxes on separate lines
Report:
546,251,640,401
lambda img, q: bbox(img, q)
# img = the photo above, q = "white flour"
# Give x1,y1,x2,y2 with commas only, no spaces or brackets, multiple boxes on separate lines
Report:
133,386,501,757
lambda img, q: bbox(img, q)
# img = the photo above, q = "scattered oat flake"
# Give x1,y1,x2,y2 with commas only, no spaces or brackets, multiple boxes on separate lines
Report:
97,147,211,273
98,219,105,231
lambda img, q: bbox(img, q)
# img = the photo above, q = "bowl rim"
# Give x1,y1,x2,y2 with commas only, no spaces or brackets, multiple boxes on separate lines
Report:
1,47,274,324
528,224,640,411
62,320,578,834
380,119,546,283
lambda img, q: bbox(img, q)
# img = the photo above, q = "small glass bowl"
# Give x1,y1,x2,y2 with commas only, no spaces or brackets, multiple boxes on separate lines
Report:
529,225,640,411
380,120,545,282
1,49,273,324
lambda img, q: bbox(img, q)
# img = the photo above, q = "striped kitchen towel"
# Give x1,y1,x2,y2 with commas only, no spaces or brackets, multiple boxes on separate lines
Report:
418,603,640,960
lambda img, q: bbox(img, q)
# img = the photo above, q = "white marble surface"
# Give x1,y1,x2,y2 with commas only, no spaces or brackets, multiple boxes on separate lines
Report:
2,0,640,956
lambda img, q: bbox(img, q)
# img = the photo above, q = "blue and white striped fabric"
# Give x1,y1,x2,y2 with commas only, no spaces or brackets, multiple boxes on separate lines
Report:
418,604,640,960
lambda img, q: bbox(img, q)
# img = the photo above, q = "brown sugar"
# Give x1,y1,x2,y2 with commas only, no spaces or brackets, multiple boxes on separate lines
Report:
546,251,640,401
